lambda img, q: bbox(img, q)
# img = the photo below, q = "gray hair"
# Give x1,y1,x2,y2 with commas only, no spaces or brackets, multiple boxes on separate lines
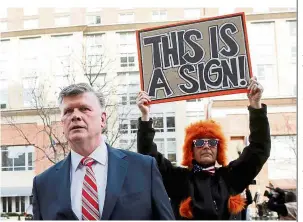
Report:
58,83,105,108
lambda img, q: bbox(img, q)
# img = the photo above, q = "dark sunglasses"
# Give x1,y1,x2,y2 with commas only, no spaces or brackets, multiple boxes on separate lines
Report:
193,139,219,148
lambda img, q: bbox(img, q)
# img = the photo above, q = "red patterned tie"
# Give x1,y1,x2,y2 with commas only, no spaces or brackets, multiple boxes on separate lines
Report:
81,157,100,220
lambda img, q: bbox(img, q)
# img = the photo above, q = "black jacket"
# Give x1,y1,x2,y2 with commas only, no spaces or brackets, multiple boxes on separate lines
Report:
137,104,271,220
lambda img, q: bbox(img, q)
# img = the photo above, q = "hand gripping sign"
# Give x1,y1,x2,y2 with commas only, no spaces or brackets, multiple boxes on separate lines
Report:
136,12,253,104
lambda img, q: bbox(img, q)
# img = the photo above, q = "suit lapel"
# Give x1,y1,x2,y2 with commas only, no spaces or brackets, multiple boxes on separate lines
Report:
101,145,128,220
55,153,79,220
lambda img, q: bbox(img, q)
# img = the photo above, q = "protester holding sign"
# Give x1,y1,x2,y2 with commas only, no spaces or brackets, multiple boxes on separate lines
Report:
136,77,271,220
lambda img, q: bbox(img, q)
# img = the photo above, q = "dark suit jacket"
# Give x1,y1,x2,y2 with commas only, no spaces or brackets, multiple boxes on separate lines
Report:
32,144,175,220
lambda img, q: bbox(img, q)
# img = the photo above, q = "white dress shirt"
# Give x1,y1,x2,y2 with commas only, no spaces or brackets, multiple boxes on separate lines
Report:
70,142,108,219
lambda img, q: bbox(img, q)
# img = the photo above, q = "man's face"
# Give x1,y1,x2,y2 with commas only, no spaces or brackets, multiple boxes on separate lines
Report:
192,138,218,165
60,92,106,143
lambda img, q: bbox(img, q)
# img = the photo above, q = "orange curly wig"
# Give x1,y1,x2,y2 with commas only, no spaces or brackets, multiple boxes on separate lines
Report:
181,119,228,168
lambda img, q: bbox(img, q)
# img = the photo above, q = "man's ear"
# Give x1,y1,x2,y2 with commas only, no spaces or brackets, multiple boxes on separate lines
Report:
101,112,107,128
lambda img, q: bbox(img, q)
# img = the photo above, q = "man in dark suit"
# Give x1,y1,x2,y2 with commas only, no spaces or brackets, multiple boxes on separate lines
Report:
32,83,175,220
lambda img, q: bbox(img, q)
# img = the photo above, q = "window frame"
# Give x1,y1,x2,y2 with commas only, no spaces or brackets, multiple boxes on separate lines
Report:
1,145,35,171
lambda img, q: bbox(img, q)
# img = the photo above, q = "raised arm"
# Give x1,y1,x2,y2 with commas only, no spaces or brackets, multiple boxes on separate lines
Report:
224,77,271,194
136,91,189,199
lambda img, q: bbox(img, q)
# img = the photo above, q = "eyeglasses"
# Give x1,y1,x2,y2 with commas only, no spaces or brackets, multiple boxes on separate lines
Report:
193,139,219,148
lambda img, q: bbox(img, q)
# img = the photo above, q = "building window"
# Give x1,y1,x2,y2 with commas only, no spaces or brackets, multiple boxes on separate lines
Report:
0,79,8,107
23,57,39,77
153,117,164,132
54,75,69,97
0,40,9,107
117,72,140,105
1,145,35,171
167,138,176,164
53,56,71,76
23,19,38,29
8,197,12,212
187,111,204,124
118,32,137,68
23,77,38,107
119,32,136,46
2,197,7,212
117,72,140,85
152,10,167,21
287,20,296,61
23,8,38,16
20,37,41,78
184,9,201,19
256,64,273,81
118,119,139,134
154,138,176,165
119,117,138,134
130,119,138,133
129,93,137,105
154,138,165,153
55,16,70,27
51,35,73,95
119,92,138,105
19,37,41,107
28,152,33,170
166,116,175,132
2,196,28,213
85,34,104,74
285,20,296,96
121,96,127,105
0,21,7,32
118,116,140,135
15,196,20,212
120,53,135,67
21,197,25,212
248,22,277,97
86,15,101,25
119,120,128,134
119,12,135,23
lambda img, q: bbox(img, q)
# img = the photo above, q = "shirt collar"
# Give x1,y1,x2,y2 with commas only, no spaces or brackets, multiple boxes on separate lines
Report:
71,141,108,172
